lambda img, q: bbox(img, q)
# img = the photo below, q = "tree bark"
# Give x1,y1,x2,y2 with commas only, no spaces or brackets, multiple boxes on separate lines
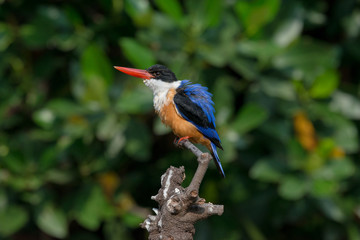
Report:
141,140,224,240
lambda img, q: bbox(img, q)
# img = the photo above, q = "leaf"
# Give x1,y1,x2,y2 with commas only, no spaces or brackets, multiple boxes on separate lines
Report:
44,169,74,184
229,57,258,80
47,99,87,118
124,0,149,17
0,23,13,51
74,185,114,230
119,38,156,69
81,43,113,86
212,76,234,125
19,6,70,49
347,224,360,240
124,0,151,26
232,103,268,134
0,205,28,236
308,103,359,152
124,120,151,161
122,212,143,228
203,0,222,27
310,69,339,98
261,119,291,143
317,158,355,180
272,9,303,47
330,91,360,120
107,130,126,158
278,176,308,200
260,77,296,100
79,43,112,108
242,218,266,240
36,204,68,238
310,178,338,197
317,199,345,222
115,86,153,114
19,13,56,48
154,0,183,24
237,40,281,63
33,108,55,129
96,113,118,140
333,119,359,153
235,0,280,36
273,39,337,79
250,159,284,183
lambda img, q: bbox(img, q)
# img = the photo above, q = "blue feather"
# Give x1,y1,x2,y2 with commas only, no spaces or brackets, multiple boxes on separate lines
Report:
211,142,225,177
175,80,225,177
178,80,219,138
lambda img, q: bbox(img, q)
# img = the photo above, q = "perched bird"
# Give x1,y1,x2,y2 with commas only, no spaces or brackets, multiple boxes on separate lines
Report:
114,64,225,177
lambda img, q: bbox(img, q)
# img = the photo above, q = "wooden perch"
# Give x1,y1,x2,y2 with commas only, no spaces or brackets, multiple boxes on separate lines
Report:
141,140,224,240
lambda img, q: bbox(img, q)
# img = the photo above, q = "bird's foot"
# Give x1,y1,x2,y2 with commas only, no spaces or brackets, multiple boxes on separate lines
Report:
175,136,191,146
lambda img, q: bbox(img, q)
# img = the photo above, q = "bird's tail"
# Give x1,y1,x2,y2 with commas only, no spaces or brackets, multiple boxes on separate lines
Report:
210,142,225,178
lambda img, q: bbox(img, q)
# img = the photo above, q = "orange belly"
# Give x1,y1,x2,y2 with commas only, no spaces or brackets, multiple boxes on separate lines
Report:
156,89,211,150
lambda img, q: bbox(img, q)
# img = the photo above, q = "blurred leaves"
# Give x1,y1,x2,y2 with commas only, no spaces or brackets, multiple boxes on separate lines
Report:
36,204,68,238
74,185,115,230
232,103,268,134
154,0,183,24
124,120,151,161
250,159,283,183
0,205,28,236
0,23,13,51
310,69,339,99
278,176,308,200
82,44,114,86
331,91,360,120
235,0,280,36
119,38,156,69
79,43,113,108
1,0,360,239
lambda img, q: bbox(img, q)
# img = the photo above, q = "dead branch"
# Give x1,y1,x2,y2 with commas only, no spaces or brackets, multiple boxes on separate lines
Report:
141,140,224,240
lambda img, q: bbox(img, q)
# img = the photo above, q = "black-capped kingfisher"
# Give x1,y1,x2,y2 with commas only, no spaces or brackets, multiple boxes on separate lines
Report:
114,64,225,177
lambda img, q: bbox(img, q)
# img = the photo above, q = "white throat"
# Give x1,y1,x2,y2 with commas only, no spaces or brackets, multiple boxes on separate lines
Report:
143,79,181,112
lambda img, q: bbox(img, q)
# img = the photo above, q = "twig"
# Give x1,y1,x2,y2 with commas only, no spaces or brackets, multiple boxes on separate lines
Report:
141,140,224,240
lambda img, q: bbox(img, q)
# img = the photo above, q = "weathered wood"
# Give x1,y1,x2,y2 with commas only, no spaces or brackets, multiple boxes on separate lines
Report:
141,140,224,240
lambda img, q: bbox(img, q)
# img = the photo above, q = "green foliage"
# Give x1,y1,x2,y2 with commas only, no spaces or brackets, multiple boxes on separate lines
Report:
36,204,68,238
1,0,360,239
0,205,29,236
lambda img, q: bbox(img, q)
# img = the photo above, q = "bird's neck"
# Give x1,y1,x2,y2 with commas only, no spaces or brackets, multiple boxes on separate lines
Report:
144,79,182,112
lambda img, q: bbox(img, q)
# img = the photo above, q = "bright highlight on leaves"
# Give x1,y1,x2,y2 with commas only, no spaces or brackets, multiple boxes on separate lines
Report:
120,38,156,69
235,0,280,36
0,206,28,236
310,69,339,98
36,204,68,238
233,103,268,134
1,0,359,239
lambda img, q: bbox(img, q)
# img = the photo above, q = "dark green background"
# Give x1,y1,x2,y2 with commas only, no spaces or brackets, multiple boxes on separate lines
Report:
1,0,360,239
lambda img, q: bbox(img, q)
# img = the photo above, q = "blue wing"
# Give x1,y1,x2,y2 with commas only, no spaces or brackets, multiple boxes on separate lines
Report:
173,80,222,149
173,81,225,177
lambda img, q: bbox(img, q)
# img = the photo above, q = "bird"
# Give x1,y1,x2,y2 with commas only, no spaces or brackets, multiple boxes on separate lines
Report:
114,64,225,177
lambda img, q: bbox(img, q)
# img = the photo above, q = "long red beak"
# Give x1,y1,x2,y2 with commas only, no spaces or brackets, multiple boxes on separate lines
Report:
114,66,154,79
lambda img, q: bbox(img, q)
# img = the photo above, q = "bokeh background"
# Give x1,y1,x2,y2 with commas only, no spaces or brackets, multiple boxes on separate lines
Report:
1,0,360,239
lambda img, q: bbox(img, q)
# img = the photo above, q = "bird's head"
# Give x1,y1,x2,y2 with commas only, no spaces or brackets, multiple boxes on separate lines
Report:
114,64,177,83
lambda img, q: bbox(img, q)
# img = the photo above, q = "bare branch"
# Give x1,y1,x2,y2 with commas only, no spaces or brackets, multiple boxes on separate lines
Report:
141,140,224,240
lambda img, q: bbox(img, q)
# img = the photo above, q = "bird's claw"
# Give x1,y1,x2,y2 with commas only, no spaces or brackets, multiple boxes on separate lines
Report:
174,136,191,147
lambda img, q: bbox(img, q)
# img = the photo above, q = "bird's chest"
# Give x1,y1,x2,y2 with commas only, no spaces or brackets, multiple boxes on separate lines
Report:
156,89,203,141
153,90,171,113
155,89,178,124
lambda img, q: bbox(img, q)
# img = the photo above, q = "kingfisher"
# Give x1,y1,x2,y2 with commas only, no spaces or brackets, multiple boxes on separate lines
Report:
114,64,225,177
